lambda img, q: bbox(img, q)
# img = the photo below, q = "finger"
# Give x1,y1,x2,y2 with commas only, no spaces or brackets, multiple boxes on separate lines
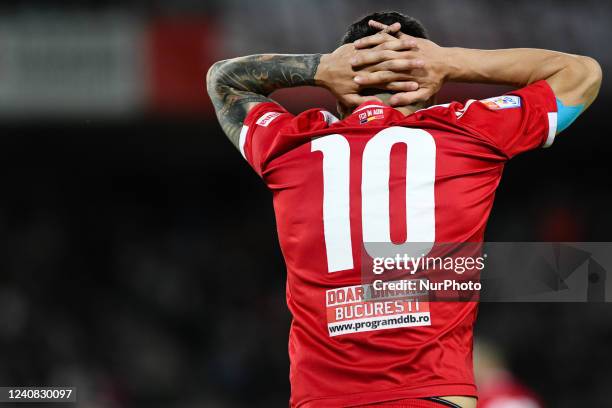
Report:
374,38,418,51
350,49,393,67
386,22,402,34
354,31,397,49
368,20,401,35
383,81,420,92
354,71,415,85
351,49,410,67
389,88,432,106
368,19,387,31
366,58,425,72
343,93,382,107
396,32,419,42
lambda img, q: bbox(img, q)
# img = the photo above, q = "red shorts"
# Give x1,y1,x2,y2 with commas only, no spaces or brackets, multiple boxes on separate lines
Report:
356,398,458,407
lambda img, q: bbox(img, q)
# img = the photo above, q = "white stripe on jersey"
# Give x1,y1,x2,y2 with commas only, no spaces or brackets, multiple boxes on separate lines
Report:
544,112,558,148
239,125,249,159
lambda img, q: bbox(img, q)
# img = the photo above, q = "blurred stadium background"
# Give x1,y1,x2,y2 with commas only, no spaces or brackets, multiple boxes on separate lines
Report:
0,1,610,407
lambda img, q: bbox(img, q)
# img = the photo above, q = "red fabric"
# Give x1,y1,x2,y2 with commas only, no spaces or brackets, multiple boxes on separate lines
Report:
357,398,455,407
239,81,556,408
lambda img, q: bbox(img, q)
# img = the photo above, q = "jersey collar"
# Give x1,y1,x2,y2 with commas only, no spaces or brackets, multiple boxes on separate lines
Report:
343,101,402,126
353,102,389,113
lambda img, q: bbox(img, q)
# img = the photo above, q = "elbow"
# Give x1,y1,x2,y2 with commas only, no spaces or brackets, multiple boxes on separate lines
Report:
205,59,229,95
206,61,221,93
556,55,603,107
578,56,603,92
571,56,603,100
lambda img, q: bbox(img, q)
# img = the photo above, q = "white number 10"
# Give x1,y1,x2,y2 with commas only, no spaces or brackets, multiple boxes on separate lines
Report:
311,127,436,273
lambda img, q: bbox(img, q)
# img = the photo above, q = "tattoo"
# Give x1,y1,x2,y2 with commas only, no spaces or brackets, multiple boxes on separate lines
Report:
206,54,321,149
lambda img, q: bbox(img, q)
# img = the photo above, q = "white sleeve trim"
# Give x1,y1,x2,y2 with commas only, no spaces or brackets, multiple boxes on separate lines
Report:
544,112,557,148
320,110,339,125
455,99,477,119
354,104,386,113
239,125,249,159
415,103,451,113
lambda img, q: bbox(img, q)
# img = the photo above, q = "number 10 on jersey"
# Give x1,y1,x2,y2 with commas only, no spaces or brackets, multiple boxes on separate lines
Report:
312,127,436,273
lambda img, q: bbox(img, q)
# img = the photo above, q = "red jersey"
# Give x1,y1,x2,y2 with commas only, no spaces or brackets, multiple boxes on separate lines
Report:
238,81,558,407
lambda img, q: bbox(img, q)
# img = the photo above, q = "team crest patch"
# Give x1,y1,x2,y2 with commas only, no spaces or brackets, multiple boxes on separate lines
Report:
256,111,282,127
358,108,385,124
481,95,521,110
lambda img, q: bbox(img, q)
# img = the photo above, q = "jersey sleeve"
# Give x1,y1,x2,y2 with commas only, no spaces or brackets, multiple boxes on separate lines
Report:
238,102,295,176
239,102,341,177
456,80,558,158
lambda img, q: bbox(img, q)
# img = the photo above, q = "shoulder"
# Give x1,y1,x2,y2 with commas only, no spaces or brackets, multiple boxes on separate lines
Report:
289,108,341,133
246,102,340,134
403,100,482,126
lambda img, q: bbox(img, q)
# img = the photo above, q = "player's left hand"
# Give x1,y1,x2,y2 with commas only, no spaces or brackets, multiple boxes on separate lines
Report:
316,24,423,108
351,20,449,106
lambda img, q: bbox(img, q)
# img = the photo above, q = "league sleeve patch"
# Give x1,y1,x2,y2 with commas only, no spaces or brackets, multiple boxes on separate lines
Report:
256,111,282,127
480,95,522,110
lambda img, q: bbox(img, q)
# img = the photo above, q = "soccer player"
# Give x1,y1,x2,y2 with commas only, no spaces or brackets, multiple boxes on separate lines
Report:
206,11,601,408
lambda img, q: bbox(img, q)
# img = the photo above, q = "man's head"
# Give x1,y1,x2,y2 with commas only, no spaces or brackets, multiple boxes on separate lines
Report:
341,11,428,45
337,11,430,117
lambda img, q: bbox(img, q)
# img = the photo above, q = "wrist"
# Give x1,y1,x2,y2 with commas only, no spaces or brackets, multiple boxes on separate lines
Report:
314,53,332,89
441,47,465,82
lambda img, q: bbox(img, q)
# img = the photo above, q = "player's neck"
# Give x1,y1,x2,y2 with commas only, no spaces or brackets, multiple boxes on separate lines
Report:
371,93,432,116
395,104,426,116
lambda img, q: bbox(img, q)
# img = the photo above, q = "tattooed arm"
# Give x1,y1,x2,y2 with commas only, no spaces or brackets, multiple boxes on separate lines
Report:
206,43,417,149
206,54,321,149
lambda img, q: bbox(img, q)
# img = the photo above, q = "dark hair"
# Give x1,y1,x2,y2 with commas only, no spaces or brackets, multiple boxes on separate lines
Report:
341,11,428,45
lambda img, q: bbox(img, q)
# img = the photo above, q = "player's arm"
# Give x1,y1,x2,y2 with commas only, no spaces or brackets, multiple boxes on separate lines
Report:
206,54,321,149
351,25,602,132
442,47,602,130
206,41,421,149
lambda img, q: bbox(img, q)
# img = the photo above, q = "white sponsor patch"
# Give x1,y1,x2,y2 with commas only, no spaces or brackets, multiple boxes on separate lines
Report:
326,283,431,337
256,111,282,126
480,95,521,110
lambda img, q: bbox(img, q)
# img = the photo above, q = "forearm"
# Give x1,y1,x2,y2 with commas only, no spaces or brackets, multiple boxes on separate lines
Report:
206,54,321,147
444,47,602,108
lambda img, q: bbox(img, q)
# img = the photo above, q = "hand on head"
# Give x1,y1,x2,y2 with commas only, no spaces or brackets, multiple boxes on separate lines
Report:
317,19,447,111
352,20,447,107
